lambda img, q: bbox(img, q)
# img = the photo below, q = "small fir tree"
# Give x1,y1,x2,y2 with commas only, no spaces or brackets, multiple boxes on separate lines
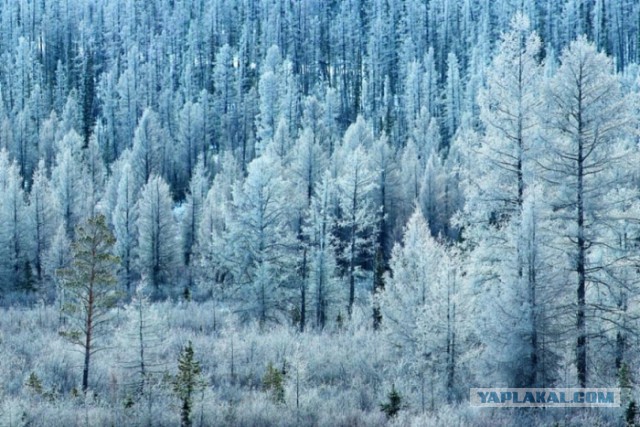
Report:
172,341,205,427
380,384,403,418
262,361,285,404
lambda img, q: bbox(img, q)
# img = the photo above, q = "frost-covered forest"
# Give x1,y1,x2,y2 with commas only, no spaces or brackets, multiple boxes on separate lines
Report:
2,0,640,425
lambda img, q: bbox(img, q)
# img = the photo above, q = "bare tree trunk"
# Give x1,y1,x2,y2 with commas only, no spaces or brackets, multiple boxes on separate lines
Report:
83,284,94,392
576,123,587,388
300,248,307,332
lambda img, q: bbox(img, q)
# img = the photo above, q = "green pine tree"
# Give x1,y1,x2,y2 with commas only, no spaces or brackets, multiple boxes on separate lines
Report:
173,341,205,427
262,361,285,404
58,215,120,393
381,384,404,418
25,372,43,395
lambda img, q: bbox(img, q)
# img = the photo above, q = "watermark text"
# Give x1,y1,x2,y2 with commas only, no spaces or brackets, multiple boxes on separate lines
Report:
470,388,620,407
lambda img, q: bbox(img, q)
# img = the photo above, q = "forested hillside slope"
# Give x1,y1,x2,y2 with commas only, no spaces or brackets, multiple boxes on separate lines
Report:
1,0,640,425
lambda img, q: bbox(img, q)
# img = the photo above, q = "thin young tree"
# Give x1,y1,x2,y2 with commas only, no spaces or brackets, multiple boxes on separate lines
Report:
173,341,205,427
58,215,120,393
118,280,166,422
